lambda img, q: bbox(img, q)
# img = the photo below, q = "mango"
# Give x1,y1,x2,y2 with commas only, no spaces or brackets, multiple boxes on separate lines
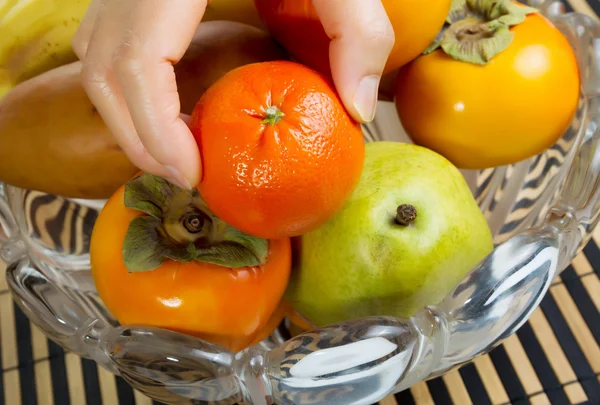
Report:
0,21,287,199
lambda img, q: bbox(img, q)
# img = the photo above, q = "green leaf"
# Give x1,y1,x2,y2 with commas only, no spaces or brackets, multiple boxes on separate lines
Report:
189,242,265,268
433,0,538,64
466,0,537,22
121,173,270,271
122,214,269,271
122,216,169,272
178,226,269,269
222,226,269,265
164,243,204,263
423,40,442,55
447,0,469,24
124,173,180,218
442,23,514,65
498,3,538,26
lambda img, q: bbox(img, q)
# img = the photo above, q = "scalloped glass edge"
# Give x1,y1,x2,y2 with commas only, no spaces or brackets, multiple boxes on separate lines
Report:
2,3,600,405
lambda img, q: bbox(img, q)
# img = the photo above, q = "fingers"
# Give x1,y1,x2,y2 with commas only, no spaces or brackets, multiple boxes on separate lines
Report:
313,0,394,123
71,0,103,59
76,0,207,188
79,0,164,178
112,0,206,187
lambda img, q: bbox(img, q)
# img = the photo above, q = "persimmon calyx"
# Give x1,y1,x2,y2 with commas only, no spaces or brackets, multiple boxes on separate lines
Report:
122,173,269,273
425,0,538,64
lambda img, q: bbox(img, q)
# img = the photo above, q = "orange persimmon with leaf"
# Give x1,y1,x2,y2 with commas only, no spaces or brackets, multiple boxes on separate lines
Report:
90,173,291,352
394,0,580,169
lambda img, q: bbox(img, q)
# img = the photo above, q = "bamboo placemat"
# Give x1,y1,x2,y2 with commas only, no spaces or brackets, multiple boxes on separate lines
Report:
1,1,600,404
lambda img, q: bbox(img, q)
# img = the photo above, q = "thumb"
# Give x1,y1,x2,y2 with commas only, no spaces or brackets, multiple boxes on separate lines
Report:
313,0,395,123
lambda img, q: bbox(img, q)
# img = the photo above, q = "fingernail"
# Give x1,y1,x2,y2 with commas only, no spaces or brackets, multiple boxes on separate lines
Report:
353,75,380,122
164,165,191,189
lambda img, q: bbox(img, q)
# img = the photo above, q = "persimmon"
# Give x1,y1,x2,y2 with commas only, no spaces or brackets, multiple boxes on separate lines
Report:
394,1,580,169
190,60,365,239
253,0,452,77
90,173,291,352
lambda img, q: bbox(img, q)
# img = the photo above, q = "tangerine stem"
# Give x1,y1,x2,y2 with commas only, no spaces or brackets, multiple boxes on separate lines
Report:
263,106,285,125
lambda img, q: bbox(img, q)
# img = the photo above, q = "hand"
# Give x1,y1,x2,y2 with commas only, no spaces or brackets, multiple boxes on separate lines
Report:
72,0,395,189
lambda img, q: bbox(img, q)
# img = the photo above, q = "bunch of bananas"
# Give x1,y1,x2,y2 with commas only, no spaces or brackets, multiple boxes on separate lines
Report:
0,0,263,99
0,0,91,98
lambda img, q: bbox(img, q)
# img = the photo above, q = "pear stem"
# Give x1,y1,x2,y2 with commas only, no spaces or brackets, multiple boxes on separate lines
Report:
396,204,417,226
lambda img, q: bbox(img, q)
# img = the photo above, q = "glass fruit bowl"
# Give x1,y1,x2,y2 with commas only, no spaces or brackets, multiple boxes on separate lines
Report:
2,3,600,404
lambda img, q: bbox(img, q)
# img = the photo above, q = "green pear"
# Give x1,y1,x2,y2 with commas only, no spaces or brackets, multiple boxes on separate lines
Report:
286,141,494,327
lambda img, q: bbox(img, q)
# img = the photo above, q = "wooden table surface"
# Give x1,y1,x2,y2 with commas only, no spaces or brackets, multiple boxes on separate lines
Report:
2,1,600,404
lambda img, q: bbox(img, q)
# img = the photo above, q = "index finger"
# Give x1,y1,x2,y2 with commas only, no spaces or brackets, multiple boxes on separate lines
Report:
95,0,207,188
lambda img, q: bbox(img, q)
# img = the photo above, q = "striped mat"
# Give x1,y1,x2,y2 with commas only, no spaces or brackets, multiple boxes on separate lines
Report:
2,1,600,404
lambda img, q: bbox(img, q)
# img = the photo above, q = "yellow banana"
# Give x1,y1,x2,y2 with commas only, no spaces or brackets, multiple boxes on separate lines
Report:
0,0,266,99
0,0,19,21
0,0,91,99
